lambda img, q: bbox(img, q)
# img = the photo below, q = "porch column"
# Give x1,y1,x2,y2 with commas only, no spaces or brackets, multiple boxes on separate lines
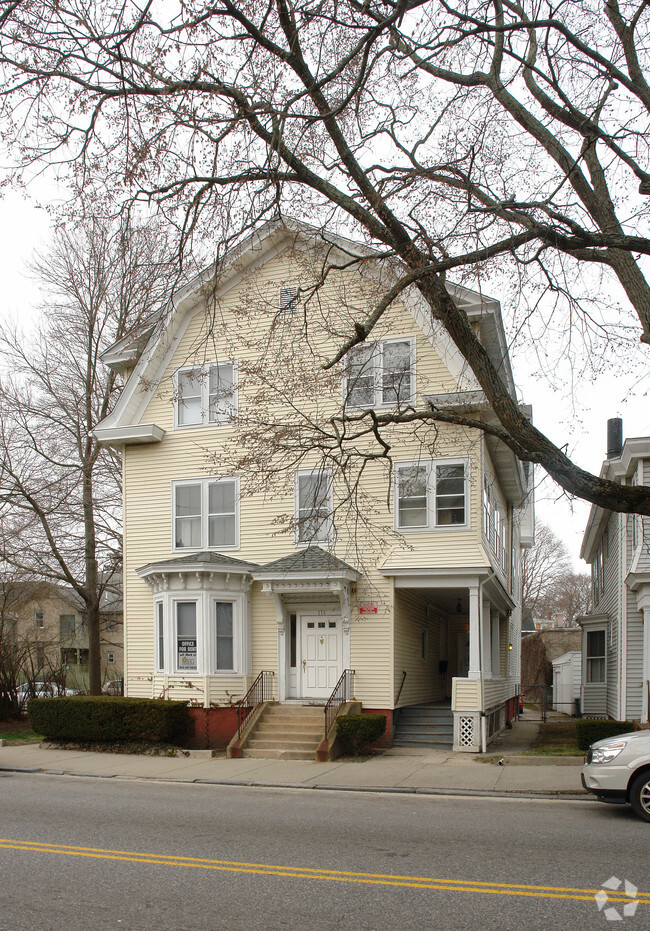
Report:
481,596,492,679
491,611,500,678
468,585,481,680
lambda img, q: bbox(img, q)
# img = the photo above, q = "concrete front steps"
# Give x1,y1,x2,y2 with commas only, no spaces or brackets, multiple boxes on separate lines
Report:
241,702,326,760
393,703,454,748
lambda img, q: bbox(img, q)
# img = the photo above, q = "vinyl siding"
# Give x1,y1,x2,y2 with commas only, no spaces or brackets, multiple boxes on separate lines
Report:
121,244,509,708
392,589,445,707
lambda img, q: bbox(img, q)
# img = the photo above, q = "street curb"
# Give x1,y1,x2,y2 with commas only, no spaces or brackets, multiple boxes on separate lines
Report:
0,764,590,801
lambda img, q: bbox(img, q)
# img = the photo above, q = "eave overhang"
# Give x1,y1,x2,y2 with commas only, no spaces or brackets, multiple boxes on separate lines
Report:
425,390,529,507
92,424,165,448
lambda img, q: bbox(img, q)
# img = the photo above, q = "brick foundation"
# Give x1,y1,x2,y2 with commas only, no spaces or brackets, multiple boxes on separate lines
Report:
362,708,393,749
185,707,239,749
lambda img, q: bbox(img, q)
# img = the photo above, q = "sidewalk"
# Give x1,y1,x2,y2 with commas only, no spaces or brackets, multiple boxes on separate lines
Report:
0,717,587,800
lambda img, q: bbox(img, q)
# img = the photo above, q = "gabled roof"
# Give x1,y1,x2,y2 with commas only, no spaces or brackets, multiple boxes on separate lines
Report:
581,436,650,562
94,218,519,448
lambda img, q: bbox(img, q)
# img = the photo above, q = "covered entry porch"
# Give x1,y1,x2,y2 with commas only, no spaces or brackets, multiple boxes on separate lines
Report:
385,567,518,752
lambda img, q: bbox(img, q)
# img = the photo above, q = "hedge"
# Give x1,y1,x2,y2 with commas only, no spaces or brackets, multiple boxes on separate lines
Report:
28,696,190,744
576,719,634,752
336,713,386,755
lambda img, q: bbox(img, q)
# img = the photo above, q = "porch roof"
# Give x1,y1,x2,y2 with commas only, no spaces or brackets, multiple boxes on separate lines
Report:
137,551,260,578
255,546,360,582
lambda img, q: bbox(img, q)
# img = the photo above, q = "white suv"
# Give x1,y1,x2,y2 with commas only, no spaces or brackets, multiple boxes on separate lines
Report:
582,730,650,821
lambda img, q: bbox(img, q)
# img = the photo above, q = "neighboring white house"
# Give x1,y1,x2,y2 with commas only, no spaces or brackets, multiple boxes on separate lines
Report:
578,420,650,722
95,218,533,752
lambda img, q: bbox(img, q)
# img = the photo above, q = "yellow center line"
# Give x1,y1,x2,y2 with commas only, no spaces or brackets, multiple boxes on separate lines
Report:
0,838,647,904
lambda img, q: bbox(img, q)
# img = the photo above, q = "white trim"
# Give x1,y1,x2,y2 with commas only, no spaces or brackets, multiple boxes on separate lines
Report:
173,359,238,430
172,476,240,552
294,468,333,546
394,457,469,532
343,336,416,410
152,589,249,677
92,424,165,447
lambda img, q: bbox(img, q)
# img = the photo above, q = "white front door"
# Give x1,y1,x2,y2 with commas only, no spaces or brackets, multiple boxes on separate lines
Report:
301,615,342,699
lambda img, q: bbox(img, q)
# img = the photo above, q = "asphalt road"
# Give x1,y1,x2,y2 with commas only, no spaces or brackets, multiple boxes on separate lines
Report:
1,772,649,930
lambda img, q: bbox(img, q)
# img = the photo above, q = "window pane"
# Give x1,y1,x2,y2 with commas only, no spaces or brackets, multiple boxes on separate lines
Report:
175,485,202,548
208,480,236,546
436,464,465,525
346,344,375,407
215,602,234,670
157,602,164,671
298,473,330,542
60,614,75,638
177,369,203,425
177,602,197,670
209,480,235,515
398,466,427,527
587,629,606,657
209,514,236,547
208,363,235,422
382,341,412,404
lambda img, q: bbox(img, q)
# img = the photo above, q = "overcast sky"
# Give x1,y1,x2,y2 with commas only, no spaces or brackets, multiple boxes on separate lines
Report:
1,189,647,571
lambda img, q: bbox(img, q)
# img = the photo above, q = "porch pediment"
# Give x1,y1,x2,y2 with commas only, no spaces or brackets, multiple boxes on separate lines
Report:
254,546,359,595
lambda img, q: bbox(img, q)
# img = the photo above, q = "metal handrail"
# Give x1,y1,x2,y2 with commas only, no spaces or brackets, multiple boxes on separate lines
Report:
324,668,355,738
236,670,275,738
395,670,407,706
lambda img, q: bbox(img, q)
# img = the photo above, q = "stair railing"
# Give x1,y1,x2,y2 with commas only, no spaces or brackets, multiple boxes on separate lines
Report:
395,670,407,706
237,670,275,738
324,668,355,738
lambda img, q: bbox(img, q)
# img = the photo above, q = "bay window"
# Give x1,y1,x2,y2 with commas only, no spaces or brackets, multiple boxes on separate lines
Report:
154,594,244,676
586,629,606,684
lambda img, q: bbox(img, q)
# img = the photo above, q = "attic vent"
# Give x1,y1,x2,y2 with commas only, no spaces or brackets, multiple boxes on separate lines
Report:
278,286,299,312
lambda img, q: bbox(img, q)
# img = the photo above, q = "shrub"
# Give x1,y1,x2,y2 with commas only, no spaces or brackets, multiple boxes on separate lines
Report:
336,713,386,755
28,696,190,744
576,719,634,752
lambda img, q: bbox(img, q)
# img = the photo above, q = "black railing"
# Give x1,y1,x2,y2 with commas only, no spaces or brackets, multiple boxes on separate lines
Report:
237,670,275,738
395,670,407,706
324,668,355,738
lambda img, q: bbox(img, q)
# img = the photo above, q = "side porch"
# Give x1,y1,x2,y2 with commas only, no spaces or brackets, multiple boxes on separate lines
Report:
386,567,520,752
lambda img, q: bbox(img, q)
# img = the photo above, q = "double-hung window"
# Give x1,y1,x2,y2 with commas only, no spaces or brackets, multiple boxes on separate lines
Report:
295,469,332,544
345,338,414,408
175,361,236,427
173,478,238,550
396,460,468,531
586,629,606,683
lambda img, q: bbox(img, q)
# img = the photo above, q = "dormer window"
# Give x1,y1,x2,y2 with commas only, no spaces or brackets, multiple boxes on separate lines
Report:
344,338,414,408
175,362,236,427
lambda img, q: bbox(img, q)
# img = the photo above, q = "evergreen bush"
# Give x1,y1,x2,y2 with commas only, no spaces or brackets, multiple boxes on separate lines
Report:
28,696,189,744
335,713,386,755
576,719,634,752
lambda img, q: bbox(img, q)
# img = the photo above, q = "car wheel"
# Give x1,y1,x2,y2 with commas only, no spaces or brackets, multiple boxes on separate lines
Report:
629,772,650,822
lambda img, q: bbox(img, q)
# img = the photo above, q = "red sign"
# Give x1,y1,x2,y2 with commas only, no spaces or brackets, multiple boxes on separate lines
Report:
359,601,378,614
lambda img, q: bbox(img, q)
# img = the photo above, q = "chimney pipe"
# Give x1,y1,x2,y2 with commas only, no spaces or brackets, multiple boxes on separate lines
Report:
607,418,623,459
